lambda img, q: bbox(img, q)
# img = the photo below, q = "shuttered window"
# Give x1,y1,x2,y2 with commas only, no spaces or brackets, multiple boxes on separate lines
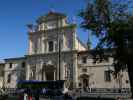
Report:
104,71,111,82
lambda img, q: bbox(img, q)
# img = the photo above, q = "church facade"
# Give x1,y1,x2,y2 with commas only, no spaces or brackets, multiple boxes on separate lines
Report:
3,12,130,91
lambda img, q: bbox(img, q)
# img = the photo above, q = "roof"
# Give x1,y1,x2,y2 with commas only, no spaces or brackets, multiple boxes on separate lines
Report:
78,50,89,55
77,37,88,49
78,49,113,57
46,11,66,18
4,57,26,61
37,11,66,23
0,60,5,64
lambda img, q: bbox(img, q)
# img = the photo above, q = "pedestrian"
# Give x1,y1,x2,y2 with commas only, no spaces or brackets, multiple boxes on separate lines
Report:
116,97,123,100
19,94,23,100
28,95,32,100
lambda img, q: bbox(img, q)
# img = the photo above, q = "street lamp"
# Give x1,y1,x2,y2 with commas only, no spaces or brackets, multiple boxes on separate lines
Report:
58,36,61,80
57,15,62,81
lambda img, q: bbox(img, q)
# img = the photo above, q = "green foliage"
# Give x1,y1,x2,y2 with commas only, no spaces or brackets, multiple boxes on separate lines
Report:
80,0,133,97
80,0,133,73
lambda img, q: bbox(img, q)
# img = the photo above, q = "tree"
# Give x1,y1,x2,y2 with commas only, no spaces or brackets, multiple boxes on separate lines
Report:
80,0,133,97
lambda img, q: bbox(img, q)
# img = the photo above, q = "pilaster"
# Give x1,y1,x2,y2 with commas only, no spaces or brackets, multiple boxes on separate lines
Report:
26,63,30,80
73,53,78,88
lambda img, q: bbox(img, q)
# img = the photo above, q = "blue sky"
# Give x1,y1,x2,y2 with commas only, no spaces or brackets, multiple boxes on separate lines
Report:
0,0,97,60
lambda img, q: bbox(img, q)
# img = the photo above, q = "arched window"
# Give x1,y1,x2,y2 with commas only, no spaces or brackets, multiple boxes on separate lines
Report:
64,64,70,79
64,65,68,79
82,56,87,64
48,41,54,52
30,66,36,80
22,62,26,68
7,74,11,83
9,63,12,68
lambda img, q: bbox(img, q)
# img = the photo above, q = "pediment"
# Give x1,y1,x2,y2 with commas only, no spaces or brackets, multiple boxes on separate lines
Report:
37,11,66,23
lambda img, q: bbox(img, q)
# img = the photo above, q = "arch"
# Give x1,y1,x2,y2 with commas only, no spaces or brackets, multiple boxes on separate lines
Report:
79,74,90,89
42,63,56,81
79,74,89,79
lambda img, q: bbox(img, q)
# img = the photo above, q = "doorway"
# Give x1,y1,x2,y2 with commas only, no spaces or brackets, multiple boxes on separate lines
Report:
83,78,88,87
45,71,54,80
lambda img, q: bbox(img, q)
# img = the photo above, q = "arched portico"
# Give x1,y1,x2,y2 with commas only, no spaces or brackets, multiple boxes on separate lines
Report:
42,64,56,81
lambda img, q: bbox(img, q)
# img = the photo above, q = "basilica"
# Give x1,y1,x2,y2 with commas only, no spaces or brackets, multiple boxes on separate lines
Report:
2,12,130,93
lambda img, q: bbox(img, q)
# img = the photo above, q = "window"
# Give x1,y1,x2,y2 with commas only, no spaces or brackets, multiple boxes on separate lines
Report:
9,63,12,68
30,66,36,80
79,83,81,87
47,21,56,29
7,74,11,83
82,68,87,72
48,41,54,52
34,42,38,53
32,69,36,79
30,70,35,80
126,80,129,84
104,71,111,82
82,57,87,63
0,70,4,77
22,62,26,68
65,65,70,79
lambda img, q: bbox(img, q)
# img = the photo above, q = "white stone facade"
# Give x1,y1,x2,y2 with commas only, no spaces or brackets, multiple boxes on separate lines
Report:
4,58,26,88
0,62,4,88
3,12,130,91
77,52,130,89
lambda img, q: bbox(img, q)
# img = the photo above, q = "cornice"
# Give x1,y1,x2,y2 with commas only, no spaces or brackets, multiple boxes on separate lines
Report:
25,50,78,58
28,24,77,35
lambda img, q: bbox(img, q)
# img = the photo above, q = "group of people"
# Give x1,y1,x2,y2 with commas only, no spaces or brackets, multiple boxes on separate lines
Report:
19,94,39,100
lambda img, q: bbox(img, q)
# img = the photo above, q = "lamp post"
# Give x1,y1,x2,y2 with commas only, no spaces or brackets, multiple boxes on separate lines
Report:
57,15,62,81
58,38,61,80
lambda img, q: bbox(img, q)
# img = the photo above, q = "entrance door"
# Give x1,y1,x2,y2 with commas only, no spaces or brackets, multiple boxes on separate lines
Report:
83,78,88,88
44,65,55,80
45,71,54,80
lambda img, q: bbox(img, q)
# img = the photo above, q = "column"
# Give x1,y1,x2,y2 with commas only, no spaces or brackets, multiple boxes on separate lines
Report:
45,42,47,53
43,71,46,80
35,63,38,80
72,29,76,50
56,62,59,80
26,64,30,80
38,38,40,54
73,53,78,88
4,65,7,88
41,36,44,53
54,71,56,81
28,38,33,55
61,61,65,80
41,63,46,81
42,35,45,53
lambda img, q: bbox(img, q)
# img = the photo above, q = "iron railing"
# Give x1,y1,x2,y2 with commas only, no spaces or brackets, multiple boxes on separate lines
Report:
0,88,131,98
73,88,131,98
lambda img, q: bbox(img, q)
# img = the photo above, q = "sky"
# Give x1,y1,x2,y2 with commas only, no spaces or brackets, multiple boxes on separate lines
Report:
0,0,97,60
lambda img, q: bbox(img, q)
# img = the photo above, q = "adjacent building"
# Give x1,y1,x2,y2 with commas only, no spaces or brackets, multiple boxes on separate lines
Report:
0,61,5,88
